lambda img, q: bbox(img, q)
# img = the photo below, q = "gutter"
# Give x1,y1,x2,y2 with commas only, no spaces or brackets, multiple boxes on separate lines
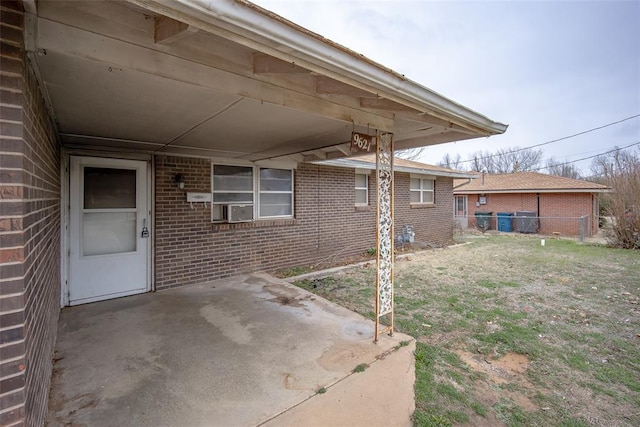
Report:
128,0,507,136
453,189,612,194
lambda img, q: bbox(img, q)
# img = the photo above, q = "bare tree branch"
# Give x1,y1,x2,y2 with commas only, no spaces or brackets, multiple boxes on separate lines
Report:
492,147,543,173
546,157,582,179
591,146,640,248
395,147,428,161
437,153,464,170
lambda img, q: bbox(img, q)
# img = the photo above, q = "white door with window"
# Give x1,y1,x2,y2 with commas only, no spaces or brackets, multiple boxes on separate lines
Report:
68,156,150,305
454,195,468,229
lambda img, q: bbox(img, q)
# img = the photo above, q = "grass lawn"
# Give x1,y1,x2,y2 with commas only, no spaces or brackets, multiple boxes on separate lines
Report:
291,235,640,427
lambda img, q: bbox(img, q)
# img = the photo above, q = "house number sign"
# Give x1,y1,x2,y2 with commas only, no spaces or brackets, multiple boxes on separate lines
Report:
351,132,375,154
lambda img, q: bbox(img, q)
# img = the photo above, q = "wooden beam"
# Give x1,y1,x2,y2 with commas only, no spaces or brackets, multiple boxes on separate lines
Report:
303,154,324,162
360,98,415,111
302,150,328,161
154,16,197,45
37,19,396,131
315,76,378,98
253,53,310,74
326,150,347,160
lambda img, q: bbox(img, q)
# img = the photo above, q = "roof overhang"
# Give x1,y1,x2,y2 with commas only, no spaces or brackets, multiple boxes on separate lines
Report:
313,158,477,179
27,0,507,162
454,189,611,194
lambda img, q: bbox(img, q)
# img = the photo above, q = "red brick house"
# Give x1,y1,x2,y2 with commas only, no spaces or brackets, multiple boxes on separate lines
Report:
0,1,506,425
453,172,610,237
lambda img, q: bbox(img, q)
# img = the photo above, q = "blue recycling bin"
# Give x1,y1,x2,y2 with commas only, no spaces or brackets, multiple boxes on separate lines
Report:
497,212,514,232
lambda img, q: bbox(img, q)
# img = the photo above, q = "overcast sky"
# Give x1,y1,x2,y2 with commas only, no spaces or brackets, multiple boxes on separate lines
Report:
254,0,640,174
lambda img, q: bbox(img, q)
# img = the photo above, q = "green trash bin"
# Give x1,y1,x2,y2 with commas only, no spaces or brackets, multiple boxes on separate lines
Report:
475,211,493,231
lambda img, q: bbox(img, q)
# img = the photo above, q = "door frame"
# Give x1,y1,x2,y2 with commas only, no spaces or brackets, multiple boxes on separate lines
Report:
454,195,468,229
61,150,154,307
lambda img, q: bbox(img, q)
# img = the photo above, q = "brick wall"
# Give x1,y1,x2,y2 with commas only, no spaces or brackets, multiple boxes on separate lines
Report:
395,174,454,246
1,2,62,426
464,192,597,236
154,156,454,289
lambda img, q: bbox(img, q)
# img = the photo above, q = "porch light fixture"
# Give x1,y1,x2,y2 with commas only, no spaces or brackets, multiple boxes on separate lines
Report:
174,173,185,190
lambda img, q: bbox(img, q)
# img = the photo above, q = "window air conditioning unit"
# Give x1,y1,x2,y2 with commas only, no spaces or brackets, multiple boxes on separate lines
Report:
223,204,254,223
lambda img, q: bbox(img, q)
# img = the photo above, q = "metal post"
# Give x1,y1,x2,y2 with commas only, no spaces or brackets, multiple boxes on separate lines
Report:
375,132,394,342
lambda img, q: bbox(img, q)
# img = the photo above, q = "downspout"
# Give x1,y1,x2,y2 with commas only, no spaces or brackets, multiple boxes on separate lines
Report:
537,193,541,232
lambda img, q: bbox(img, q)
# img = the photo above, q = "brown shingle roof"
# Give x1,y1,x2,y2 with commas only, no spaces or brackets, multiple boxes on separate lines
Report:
453,172,610,194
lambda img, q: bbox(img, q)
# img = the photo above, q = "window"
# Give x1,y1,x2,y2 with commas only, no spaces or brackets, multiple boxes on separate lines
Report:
410,176,435,204
259,168,293,218
355,173,368,205
212,164,294,221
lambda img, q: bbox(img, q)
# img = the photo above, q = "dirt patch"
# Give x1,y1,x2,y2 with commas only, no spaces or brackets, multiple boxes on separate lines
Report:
455,351,530,384
456,350,537,412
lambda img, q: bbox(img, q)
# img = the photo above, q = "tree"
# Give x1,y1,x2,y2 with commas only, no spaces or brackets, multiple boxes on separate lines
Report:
395,147,427,161
492,147,543,173
437,153,463,170
545,158,582,179
465,147,543,173
467,150,494,173
591,147,640,248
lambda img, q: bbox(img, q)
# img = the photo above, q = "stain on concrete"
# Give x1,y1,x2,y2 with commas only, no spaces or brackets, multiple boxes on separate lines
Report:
200,304,253,345
317,341,375,372
49,392,98,424
262,280,316,309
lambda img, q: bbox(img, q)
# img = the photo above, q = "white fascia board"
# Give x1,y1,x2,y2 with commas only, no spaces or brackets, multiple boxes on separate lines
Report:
453,189,611,194
396,166,475,179
311,158,476,179
129,0,507,136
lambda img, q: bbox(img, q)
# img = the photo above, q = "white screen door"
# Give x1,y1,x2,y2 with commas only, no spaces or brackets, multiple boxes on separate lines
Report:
454,195,468,229
68,156,150,305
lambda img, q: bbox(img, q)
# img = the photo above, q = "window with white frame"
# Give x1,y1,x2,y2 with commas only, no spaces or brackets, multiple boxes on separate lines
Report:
212,165,254,221
211,164,294,221
355,173,368,205
410,176,435,204
259,168,293,218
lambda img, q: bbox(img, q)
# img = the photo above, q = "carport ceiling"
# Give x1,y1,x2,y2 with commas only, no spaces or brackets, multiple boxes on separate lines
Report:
30,0,503,161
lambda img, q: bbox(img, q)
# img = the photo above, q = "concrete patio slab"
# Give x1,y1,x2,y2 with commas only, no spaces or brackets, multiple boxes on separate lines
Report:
47,273,414,426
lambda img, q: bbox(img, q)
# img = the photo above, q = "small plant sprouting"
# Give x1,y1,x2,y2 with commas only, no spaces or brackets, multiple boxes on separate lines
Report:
366,247,376,256
353,363,369,373
316,387,327,394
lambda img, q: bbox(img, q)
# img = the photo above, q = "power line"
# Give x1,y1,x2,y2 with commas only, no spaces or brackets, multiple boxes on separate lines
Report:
533,141,640,172
456,114,640,165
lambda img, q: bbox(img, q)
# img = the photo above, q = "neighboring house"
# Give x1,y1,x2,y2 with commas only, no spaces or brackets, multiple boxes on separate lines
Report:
453,172,610,236
0,1,506,425
312,154,478,248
